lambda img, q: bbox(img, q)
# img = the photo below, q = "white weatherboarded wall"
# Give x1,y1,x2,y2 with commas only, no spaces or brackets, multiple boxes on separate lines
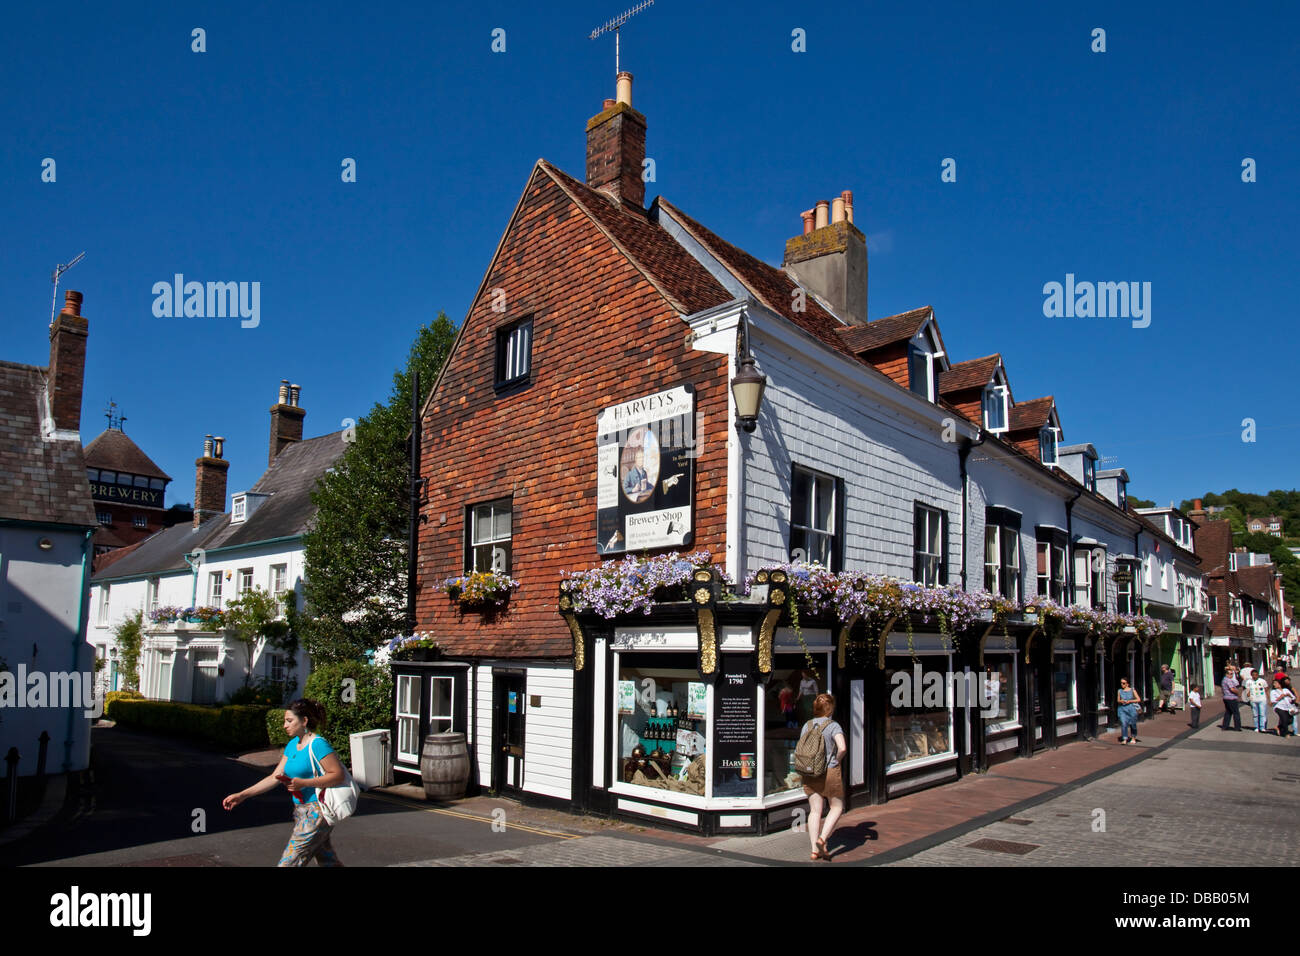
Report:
746,335,961,581
523,666,574,800
473,664,493,788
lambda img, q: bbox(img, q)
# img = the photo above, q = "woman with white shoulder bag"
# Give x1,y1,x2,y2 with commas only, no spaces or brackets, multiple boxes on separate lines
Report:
222,698,358,866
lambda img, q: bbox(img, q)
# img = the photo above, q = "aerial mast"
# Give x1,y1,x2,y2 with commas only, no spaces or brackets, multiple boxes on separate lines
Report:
589,0,654,74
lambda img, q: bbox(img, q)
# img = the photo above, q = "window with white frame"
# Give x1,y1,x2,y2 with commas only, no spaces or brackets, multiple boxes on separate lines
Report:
982,652,1019,729
1039,427,1058,465
1230,598,1243,624
1144,555,1153,586
908,343,935,401
146,577,160,614
232,495,246,523
236,567,253,596
396,675,421,763
1160,562,1168,590
1116,561,1138,614
269,564,287,594
983,384,1009,433
913,504,946,586
1229,552,1238,572
1036,533,1067,602
266,653,287,684
429,676,454,734
97,584,111,626
791,465,840,570
494,317,533,388
208,571,223,609
133,515,148,529
467,498,512,573
1073,548,1104,609
984,510,1021,601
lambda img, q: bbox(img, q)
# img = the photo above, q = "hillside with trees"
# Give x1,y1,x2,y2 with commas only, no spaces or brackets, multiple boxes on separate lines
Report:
1179,489,1300,602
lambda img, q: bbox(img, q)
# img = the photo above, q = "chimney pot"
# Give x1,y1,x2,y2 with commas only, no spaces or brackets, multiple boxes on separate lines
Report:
842,190,854,224
213,436,225,458
62,290,83,316
800,209,815,235
203,435,214,458
616,71,633,107
278,380,290,404
831,197,845,224
603,98,617,110
289,384,301,407
814,200,829,229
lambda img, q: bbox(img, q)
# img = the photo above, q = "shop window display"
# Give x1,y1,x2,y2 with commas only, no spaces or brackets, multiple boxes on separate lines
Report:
1054,653,1077,715
616,655,708,796
884,656,954,766
764,655,829,795
982,654,1017,726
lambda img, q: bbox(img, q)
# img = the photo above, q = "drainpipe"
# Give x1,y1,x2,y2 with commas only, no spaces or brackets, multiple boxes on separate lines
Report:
65,529,94,772
1063,487,1083,597
958,427,986,591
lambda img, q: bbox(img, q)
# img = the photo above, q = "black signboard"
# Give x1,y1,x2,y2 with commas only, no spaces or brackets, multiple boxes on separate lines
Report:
595,384,695,555
712,654,757,797
90,483,164,508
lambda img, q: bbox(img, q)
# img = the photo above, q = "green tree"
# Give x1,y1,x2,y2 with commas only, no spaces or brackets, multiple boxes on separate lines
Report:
300,314,458,663
224,586,291,687
113,610,144,691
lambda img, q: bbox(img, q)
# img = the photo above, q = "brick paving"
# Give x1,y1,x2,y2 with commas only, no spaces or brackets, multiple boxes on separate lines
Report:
399,833,759,867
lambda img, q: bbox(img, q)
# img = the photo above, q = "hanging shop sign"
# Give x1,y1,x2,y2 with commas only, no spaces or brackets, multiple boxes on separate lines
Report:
712,654,758,798
595,384,695,555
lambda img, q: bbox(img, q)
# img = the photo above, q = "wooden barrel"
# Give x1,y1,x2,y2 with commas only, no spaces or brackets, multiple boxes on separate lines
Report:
420,732,470,801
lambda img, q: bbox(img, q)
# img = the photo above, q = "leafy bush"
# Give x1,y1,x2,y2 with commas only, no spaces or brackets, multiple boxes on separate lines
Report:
104,689,144,710
266,708,290,750
106,699,271,750
227,677,289,707
303,662,393,765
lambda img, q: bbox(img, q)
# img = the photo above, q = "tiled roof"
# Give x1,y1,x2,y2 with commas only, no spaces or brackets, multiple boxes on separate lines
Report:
653,198,853,356
92,431,347,580
540,163,732,316
1008,396,1055,432
938,354,1001,394
1236,565,1276,602
837,307,933,354
0,360,96,527
84,428,171,480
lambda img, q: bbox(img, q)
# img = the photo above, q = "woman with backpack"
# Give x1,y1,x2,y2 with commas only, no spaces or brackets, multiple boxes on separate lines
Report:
795,693,847,862
222,698,349,866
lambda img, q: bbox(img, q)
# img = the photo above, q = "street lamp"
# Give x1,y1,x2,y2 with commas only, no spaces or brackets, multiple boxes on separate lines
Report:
730,310,767,433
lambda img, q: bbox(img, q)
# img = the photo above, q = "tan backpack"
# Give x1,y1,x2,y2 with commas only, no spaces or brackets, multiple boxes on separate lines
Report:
793,718,830,777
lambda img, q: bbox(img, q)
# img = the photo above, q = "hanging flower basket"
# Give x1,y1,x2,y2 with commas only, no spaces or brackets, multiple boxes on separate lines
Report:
389,636,442,661
561,551,727,618
182,606,226,630
148,606,183,625
445,571,518,609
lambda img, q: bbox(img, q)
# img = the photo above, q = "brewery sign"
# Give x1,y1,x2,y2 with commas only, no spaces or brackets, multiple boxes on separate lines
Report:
90,482,164,507
595,384,695,555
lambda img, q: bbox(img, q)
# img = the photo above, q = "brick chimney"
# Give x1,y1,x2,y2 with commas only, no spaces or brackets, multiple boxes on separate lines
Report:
783,192,868,325
586,72,646,208
194,434,229,528
47,290,89,432
268,379,306,465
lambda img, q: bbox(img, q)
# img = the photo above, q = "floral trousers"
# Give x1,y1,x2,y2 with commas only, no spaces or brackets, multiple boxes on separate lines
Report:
278,802,343,867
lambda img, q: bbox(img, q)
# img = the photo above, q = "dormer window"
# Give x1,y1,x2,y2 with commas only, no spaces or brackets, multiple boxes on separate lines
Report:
1083,457,1096,491
1039,427,1059,465
907,323,943,403
983,384,1008,432
232,494,247,523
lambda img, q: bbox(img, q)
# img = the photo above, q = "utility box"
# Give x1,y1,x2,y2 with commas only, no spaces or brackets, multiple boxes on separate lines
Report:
349,729,392,790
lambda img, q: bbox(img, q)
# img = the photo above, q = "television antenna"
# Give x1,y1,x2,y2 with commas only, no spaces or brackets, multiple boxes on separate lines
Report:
589,0,654,74
50,251,85,326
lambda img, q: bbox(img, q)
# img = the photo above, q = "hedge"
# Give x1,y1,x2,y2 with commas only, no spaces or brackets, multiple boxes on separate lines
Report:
303,662,393,765
105,699,272,750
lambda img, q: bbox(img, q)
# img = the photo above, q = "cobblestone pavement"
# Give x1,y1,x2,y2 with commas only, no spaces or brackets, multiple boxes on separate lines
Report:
398,833,761,867
887,724,1300,867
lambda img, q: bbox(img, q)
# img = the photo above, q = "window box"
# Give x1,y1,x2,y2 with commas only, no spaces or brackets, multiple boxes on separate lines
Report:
445,570,518,608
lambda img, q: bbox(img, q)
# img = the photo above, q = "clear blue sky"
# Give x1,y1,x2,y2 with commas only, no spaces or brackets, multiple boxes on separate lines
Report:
3,1,1296,508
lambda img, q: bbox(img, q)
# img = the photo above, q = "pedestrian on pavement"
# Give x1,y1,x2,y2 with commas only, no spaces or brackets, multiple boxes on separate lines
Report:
1220,665,1243,731
1245,669,1270,733
1188,684,1202,729
1117,678,1141,744
1158,665,1175,713
800,693,846,862
222,698,347,866
1269,679,1296,738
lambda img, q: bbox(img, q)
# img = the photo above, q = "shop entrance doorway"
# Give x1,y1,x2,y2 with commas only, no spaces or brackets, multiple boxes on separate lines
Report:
492,672,526,794
1029,665,1047,753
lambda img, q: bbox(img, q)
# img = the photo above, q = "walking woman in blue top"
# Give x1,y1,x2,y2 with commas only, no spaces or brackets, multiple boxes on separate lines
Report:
222,699,347,866
1116,678,1142,744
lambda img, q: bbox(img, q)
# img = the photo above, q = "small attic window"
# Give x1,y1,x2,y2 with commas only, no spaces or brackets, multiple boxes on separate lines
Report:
983,384,1009,433
232,494,247,523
